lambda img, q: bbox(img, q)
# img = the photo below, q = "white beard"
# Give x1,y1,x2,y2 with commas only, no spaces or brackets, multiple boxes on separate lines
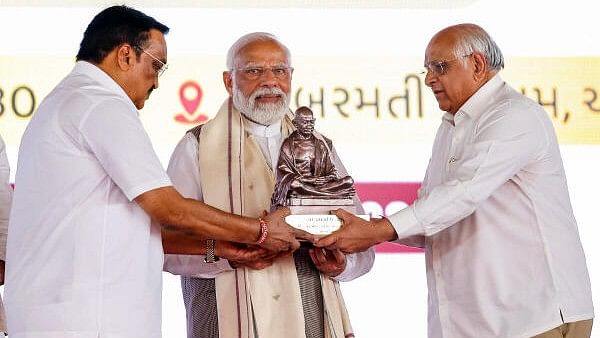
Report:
233,85,290,126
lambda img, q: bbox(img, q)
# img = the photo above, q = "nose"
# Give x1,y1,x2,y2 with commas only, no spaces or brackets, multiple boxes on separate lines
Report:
424,69,436,88
259,68,279,87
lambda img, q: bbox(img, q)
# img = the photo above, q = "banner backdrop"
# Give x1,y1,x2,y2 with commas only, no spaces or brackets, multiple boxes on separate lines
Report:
2,56,600,145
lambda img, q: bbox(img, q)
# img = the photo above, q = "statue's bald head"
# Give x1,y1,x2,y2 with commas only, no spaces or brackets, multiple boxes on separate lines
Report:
293,106,316,136
294,106,313,121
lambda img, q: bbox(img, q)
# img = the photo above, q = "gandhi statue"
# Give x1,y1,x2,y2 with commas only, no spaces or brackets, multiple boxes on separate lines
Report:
271,106,355,207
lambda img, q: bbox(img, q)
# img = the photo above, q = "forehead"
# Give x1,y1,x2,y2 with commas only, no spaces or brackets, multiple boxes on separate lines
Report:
236,39,288,66
144,29,167,58
424,31,457,63
296,111,314,119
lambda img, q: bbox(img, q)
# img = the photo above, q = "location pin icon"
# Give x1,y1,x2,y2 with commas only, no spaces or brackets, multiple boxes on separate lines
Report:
179,81,203,115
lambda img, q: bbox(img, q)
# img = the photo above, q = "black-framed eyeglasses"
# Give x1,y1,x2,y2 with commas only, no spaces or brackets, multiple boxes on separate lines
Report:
422,54,472,76
234,65,293,80
134,46,168,77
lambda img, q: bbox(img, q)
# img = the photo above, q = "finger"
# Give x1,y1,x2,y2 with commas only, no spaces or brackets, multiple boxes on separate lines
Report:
332,249,346,264
249,248,271,261
308,248,319,265
309,248,327,264
292,228,315,242
272,250,293,261
331,208,352,221
289,238,301,252
313,231,340,248
266,240,289,254
262,251,280,260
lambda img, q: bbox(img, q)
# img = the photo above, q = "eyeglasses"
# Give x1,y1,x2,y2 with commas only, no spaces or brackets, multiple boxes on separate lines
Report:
235,66,293,80
135,46,168,77
422,54,472,76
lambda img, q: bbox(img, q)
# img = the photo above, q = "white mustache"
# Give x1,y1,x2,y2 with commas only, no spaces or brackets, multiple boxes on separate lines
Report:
250,87,286,101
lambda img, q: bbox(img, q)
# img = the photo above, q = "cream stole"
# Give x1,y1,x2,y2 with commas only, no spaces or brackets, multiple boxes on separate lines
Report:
198,99,354,338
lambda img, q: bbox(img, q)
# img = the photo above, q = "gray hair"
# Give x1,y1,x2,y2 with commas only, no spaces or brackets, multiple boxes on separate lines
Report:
452,24,504,72
226,32,291,70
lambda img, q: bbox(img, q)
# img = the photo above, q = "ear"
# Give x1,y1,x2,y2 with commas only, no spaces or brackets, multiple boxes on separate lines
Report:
116,44,136,72
223,71,234,96
472,52,487,80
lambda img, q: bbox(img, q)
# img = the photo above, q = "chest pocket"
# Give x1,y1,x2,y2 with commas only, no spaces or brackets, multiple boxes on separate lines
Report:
447,141,492,182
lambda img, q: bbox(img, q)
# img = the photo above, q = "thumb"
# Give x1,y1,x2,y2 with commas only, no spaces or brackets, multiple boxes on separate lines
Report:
314,233,339,249
332,208,352,224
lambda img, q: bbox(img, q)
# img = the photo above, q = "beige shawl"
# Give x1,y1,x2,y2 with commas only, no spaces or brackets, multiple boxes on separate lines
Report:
198,99,354,338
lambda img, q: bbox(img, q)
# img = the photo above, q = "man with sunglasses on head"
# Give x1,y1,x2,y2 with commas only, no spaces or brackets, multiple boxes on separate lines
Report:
163,32,374,338
316,23,594,338
4,7,304,338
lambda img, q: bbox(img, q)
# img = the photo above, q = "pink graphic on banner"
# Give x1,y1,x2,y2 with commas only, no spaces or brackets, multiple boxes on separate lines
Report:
355,182,423,253
175,81,209,124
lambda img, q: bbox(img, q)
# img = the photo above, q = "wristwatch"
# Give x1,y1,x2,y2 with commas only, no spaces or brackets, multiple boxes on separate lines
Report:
204,239,220,263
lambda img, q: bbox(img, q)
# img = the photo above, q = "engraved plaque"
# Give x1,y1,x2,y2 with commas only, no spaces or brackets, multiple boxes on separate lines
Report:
285,214,369,236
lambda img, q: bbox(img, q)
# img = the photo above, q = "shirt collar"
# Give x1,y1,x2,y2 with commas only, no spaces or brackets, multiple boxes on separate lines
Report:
442,112,455,126
242,115,282,138
457,73,504,120
72,61,138,112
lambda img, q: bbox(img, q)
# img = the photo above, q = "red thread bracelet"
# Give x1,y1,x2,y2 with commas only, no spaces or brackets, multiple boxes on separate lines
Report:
256,218,269,244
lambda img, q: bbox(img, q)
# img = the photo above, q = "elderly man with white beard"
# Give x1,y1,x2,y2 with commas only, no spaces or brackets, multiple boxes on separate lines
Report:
162,32,374,338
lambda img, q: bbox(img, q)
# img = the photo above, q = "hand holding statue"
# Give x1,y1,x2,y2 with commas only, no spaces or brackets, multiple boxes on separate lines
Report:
258,207,314,252
315,209,398,254
214,241,272,267
308,247,347,277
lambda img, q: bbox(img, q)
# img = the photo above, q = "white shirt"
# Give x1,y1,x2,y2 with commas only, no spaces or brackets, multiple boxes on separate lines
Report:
389,75,594,338
5,61,172,338
0,134,12,333
0,135,11,262
163,116,374,282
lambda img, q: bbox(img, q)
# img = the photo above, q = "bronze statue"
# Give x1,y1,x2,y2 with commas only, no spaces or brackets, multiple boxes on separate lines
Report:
271,106,355,207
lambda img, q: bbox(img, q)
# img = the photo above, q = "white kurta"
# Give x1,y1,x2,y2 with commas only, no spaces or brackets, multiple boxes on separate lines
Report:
163,117,374,281
5,61,172,338
389,75,594,338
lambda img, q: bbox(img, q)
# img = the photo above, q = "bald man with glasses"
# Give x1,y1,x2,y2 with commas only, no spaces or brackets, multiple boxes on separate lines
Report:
317,23,594,338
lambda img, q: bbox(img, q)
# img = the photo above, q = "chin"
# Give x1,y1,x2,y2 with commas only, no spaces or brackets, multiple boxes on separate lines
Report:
436,101,451,113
